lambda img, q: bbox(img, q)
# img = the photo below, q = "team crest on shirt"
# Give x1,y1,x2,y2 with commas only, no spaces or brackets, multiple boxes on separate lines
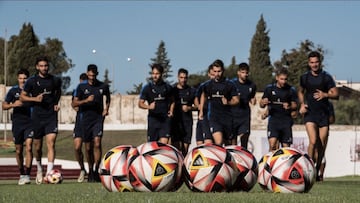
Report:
15,92,20,98
84,89,90,94
249,87,252,92
271,90,276,95
99,89,103,94
37,81,41,86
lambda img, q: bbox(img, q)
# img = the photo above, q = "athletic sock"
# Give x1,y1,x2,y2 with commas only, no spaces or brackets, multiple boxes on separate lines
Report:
47,162,54,174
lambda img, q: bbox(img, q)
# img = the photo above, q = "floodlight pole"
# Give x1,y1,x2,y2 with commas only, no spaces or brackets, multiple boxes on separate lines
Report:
3,29,7,142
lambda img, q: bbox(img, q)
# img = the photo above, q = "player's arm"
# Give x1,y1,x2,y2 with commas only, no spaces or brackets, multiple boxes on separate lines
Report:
103,86,111,116
20,90,43,103
297,85,307,114
225,94,239,106
72,96,94,107
2,100,22,110
168,95,175,117
198,92,206,120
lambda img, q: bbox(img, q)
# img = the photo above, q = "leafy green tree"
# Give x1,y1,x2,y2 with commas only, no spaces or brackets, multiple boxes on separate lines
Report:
273,39,325,88
0,23,73,93
187,70,209,87
248,14,273,91
126,83,143,95
149,40,172,82
224,56,237,79
334,98,360,125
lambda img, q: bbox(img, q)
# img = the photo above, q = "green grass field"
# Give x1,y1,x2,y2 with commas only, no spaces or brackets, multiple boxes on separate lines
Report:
0,177,359,203
1,130,360,202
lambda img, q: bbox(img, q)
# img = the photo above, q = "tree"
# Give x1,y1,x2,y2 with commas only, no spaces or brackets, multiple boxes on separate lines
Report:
0,22,74,93
273,39,325,88
126,83,143,95
149,40,172,82
224,56,237,79
103,68,115,94
248,14,273,91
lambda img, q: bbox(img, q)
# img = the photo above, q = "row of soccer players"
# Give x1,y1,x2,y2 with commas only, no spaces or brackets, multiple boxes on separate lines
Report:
138,52,338,181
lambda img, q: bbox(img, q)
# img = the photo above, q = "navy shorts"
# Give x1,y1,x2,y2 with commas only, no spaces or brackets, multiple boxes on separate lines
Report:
209,116,232,141
82,116,104,142
303,112,329,127
73,114,83,139
32,113,58,139
12,120,34,144
232,116,250,137
196,118,212,142
267,119,293,144
170,118,193,144
147,116,171,142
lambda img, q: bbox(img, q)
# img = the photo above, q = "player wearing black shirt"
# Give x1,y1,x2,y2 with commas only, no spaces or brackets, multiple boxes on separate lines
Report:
171,68,197,156
298,51,338,180
260,67,298,152
230,63,257,148
73,64,111,182
20,56,62,184
138,64,174,144
199,59,239,146
3,69,33,185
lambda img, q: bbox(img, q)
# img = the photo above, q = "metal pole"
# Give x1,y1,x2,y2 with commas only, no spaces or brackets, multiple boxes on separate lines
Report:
3,29,7,142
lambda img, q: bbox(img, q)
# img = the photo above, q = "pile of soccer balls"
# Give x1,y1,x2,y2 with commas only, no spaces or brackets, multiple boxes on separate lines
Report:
99,143,315,193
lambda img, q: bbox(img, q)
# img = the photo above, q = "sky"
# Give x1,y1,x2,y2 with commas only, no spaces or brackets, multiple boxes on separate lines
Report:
0,1,359,94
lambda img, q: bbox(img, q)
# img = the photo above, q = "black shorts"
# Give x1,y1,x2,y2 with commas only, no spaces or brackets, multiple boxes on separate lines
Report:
73,113,83,139
267,119,293,144
303,112,329,127
32,113,58,139
232,116,250,137
209,116,232,141
170,118,193,144
82,116,104,142
147,116,171,142
12,120,34,144
196,118,212,142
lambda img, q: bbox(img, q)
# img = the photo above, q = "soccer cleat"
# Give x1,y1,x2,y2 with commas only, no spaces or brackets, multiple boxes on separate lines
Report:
87,172,94,183
77,170,86,183
94,171,101,183
35,171,43,184
18,175,31,185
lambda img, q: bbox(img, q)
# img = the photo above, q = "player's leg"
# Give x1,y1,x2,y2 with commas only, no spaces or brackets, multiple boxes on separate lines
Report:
240,133,250,149
268,137,279,152
316,126,329,180
84,141,94,182
304,122,318,162
33,138,43,184
45,133,57,175
23,137,33,184
93,136,102,182
74,137,86,182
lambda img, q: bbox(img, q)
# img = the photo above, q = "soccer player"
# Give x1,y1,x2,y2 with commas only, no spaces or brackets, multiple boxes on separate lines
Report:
171,68,197,156
260,67,298,152
298,51,339,181
195,65,215,145
20,56,62,184
138,63,174,144
2,69,33,185
230,62,257,148
72,64,111,182
199,59,239,146
72,73,88,182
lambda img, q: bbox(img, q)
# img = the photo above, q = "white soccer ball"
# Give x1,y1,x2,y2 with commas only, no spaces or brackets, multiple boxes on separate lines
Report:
46,169,63,184
128,142,183,192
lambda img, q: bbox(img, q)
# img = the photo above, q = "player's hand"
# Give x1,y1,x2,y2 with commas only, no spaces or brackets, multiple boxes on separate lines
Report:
87,95,94,102
35,93,44,102
313,89,327,101
102,109,109,116
283,102,290,110
148,102,155,110
182,105,189,112
198,111,204,120
12,100,23,107
299,104,308,115
260,98,269,106
168,111,173,118
54,105,60,112
221,96,228,105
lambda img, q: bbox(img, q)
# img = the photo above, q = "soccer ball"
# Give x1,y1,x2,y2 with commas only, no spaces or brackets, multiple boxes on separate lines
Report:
182,144,238,192
225,145,258,192
99,145,138,192
257,152,273,190
46,169,63,184
128,142,183,192
264,147,316,193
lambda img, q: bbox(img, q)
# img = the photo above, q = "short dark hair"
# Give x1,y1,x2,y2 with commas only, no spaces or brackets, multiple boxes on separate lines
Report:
17,68,29,77
275,67,289,76
87,64,98,75
178,68,188,76
238,62,249,71
79,73,88,80
211,59,224,71
35,56,49,66
308,51,321,60
151,63,164,74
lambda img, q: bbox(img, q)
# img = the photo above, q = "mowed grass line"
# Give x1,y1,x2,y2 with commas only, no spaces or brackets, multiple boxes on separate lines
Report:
0,177,359,203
